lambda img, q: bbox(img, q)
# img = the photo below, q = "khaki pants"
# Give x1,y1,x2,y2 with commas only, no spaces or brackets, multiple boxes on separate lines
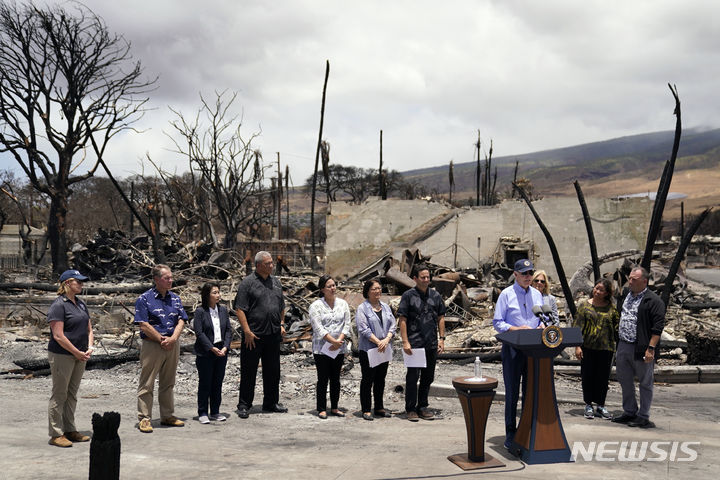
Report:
137,339,179,421
48,351,86,437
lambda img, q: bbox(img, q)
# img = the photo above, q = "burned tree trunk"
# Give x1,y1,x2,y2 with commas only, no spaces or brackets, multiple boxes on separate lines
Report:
660,207,711,306
573,180,600,284
513,182,577,319
310,60,330,268
641,84,682,271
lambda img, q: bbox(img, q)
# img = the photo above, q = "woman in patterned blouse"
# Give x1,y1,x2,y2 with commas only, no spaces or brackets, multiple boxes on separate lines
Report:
574,278,620,420
309,274,352,419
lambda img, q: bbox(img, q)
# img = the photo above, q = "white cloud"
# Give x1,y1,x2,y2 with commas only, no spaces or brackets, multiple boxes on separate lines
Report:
2,0,718,185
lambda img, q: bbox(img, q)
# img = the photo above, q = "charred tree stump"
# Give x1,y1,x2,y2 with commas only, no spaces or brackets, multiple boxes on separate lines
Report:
513,182,577,320
573,180,600,284
660,207,711,306
89,411,121,480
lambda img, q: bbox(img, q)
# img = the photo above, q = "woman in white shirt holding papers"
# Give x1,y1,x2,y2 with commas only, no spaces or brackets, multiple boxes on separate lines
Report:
355,279,396,421
309,275,351,419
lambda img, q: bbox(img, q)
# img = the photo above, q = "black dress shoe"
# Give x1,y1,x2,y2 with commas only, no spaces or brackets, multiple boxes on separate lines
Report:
373,409,391,418
237,406,249,419
628,417,653,428
611,413,636,424
262,403,288,413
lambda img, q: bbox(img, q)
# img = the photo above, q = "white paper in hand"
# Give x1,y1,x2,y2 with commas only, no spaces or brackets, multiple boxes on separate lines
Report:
321,341,342,359
402,348,426,368
368,347,392,368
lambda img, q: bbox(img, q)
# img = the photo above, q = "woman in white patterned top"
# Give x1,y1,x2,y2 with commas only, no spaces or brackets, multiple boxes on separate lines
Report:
309,275,351,419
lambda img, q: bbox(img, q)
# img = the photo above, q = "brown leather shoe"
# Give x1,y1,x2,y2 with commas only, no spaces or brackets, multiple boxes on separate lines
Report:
160,416,185,427
65,431,90,442
407,411,419,422
49,435,72,448
418,408,435,420
138,418,153,433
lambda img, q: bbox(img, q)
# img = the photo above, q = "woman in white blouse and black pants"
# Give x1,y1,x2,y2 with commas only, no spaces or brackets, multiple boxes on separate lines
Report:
309,275,351,419
193,282,233,424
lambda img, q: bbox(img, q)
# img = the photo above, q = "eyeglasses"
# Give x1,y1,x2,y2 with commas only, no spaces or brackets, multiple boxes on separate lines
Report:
519,271,534,276
533,279,546,284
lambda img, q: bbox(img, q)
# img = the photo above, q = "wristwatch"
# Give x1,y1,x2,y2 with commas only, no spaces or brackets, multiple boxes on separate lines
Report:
439,336,446,340
647,345,655,351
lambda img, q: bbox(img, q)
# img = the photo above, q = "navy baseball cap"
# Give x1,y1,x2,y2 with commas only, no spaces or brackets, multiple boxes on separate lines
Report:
59,269,89,282
513,259,534,273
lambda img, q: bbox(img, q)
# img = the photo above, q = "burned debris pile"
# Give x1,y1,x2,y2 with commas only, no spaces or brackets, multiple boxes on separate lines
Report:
2,235,720,380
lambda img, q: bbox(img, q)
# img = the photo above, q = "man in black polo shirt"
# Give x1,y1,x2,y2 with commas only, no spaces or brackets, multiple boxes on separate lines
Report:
234,251,287,418
398,264,446,421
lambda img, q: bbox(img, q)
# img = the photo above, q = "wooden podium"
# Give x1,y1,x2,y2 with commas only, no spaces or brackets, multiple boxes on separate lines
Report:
496,327,582,464
448,376,505,470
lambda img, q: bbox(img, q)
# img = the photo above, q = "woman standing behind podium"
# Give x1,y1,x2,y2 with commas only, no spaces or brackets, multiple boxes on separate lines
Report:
194,282,233,424
531,270,559,325
574,278,619,420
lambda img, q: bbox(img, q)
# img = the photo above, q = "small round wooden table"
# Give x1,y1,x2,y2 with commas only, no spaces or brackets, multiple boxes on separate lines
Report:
447,376,505,470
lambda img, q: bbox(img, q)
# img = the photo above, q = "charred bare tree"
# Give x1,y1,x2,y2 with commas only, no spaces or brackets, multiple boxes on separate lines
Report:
311,60,330,268
0,2,154,274
285,165,291,238
379,130,387,200
511,160,519,198
641,84,682,272
166,91,272,249
321,141,331,203
573,180,600,284
277,153,282,240
661,207,711,306
475,130,481,206
513,181,577,319
1,178,48,265
448,160,455,204
484,139,494,205
679,201,685,238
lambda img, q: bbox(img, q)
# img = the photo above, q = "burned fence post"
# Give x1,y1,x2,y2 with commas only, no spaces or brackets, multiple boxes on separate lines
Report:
641,83,682,271
573,180,601,284
512,182,577,320
89,411,121,480
660,207,711,307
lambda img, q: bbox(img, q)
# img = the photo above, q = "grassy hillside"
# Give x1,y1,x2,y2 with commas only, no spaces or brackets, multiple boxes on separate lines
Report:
401,128,720,216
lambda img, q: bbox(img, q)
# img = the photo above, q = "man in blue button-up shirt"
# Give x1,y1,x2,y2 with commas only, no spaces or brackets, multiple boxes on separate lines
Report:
493,259,543,449
134,264,188,433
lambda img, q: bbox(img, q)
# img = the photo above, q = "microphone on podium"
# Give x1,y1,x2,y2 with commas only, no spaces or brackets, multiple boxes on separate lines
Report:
531,305,548,327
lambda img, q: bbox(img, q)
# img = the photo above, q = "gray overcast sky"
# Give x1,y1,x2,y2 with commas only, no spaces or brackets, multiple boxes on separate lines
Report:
7,0,720,185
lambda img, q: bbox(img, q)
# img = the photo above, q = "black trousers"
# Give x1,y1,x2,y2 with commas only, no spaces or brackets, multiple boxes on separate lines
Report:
196,352,228,416
238,334,281,410
405,348,437,412
580,347,614,406
359,350,390,413
313,353,344,411
501,343,527,441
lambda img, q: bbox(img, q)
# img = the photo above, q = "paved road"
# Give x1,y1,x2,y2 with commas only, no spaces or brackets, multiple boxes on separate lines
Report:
1,362,718,479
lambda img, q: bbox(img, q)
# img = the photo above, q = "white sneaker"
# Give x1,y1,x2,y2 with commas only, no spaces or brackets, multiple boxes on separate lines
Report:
198,415,210,424
210,414,227,422
595,406,612,419
584,405,595,419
